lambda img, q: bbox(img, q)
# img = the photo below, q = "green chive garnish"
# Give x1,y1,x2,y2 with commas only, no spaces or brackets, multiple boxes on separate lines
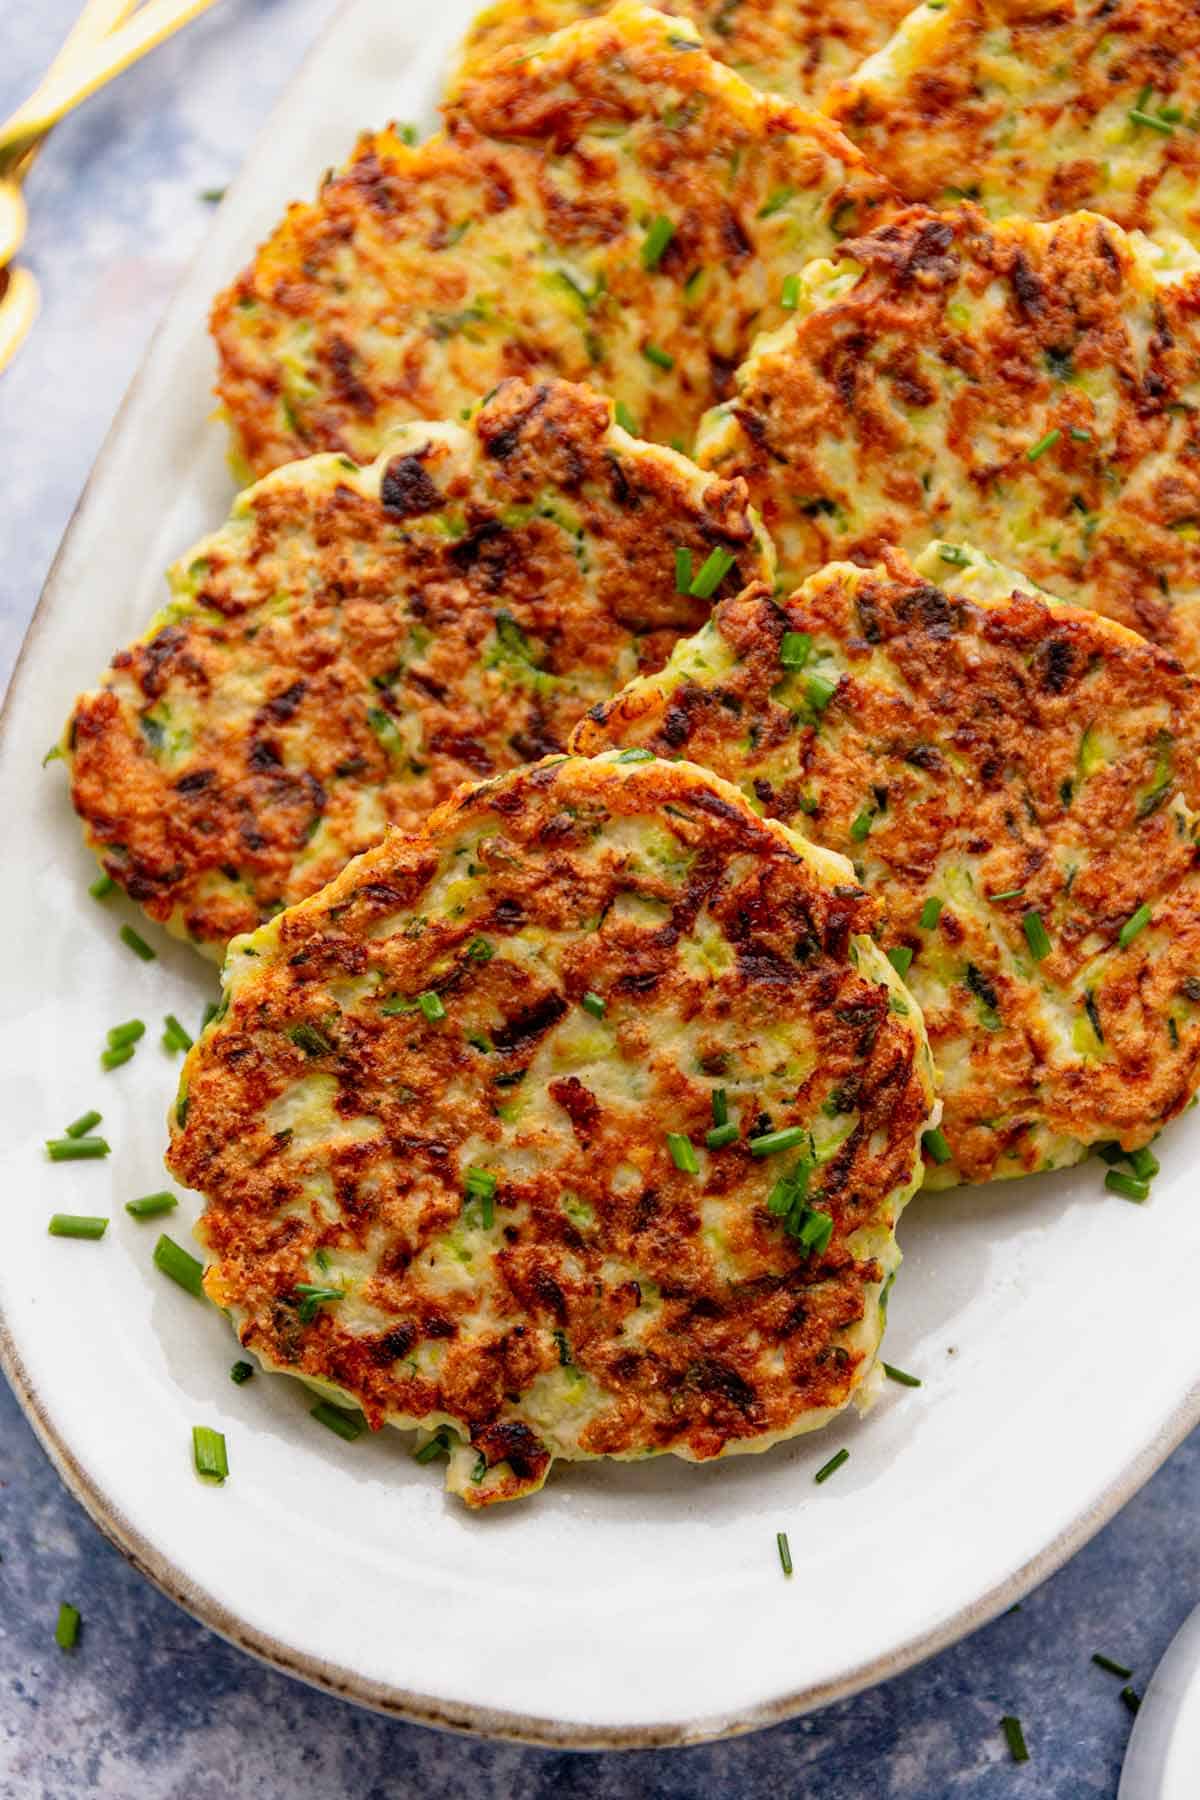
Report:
758,185,795,218
705,1121,739,1149
1129,1145,1159,1181
55,1603,80,1651
849,810,872,842
417,990,446,1022
466,936,494,962
990,888,1025,902
923,1127,952,1165
1069,426,1092,442
793,1205,833,1256
617,747,654,762
1022,910,1052,961
63,1110,102,1139
1105,1169,1149,1202
1128,107,1173,133
230,1361,254,1385
464,1167,497,1202
883,1363,922,1387
471,1452,487,1484
748,1126,806,1158
711,1088,728,1127
119,924,156,961
311,1401,364,1441
1121,1686,1141,1715
193,1425,228,1483
689,547,736,600
162,1013,194,1053
107,1019,145,1049
154,1234,205,1297
674,546,693,593
293,1282,343,1324
201,1000,221,1030
48,1214,108,1240
805,671,838,712
88,873,116,900
919,897,943,930
614,400,639,435
781,273,801,309
779,631,812,669
937,544,970,567
1119,902,1152,947
642,342,675,370
887,946,913,978
101,1044,136,1071
666,1132,699,1173
1026,428,1061,462
814,1447,849,1484
1092,1652,1133,1678
581,991,606,1018
414,1428,450,1464
641,214,675,269
125,1192,178,1219
45,1135,109,1161
776,1530,793,1576
1001,1716,1029,1762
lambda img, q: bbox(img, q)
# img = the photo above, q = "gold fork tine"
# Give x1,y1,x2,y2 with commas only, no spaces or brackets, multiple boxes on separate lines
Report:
0,266,39,370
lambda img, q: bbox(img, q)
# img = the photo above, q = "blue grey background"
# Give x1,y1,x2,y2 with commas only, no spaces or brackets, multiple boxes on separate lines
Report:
0,3,1194,1792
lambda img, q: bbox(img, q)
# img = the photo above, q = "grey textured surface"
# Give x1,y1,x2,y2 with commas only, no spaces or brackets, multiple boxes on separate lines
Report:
0,3,1194,1793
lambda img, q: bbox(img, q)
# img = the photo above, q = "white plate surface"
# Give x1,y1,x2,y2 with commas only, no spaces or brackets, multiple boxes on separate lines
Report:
2,0,1200,1748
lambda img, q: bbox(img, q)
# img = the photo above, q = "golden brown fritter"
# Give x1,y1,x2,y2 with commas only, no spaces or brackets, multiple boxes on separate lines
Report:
827,0,1200,252
453,0,914,111
697,205,1200,666
212,0,890,478
166,752,936,1505
573,547,1200,1186
63,380,772,957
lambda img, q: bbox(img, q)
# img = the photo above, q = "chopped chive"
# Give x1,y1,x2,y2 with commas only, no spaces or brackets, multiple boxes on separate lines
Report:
471,1452,488,1484
119,924,156,961
1120,1686,1142,1714
1105,1169,1149,1203
481,1193,494,1228
293,1282,343,1324
311,1402,364,1441
849,810,872,842
919,897,943,930
1128,107,1173,133
642,342,675,370
464,1167,497,1202
793,1205,833,1256
1092,1652,1133,1679
776,1530,793,1576
923,1127,952,1165
614,400,639,435
617,747,654,762
106,1019,145,1049
937,543,970,567
1095,1140,1127,1165
45,1135,110,1161
417,990,446,1022
1119,902,1152,948
705,1121,739,1149
414,1428,450,1464
1136,83,1153,109
63,1110,101,1139
153,1234,205,1297
674,546,693,593
1026,428,1061,462
666,1131,699,1173
48,1214,108,1240
1129,1145,1159,1181
1022,910,1052,961
781,273,801,309
641,214,675,269
1069,426,1092,442
200,1000,221,1030
749,1125,807,1158
101,1044,136,1071
162,1013,194,1053
230,1361,254,1385
767,1177,795,1216
883,1363,921,1387
689,547,736,600
1001,1716,1029,1762
779,631,812,669
55,1603,80,1651
887,946,913,978
125,1192,178,1219
757,185,795,218
88,873,116,900
466,935,494,962
581,991,607,1018
192,1425,228,1483
805,671,838,713
990,887,1025,902
711,1088,728,1128
814,1447,849,1484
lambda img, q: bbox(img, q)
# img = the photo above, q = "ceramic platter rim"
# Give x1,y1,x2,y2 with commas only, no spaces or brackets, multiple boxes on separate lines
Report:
3,0,1200,1750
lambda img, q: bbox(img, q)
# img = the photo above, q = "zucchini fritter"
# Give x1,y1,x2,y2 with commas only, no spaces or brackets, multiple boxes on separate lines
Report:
212,0,889,477
165,753,936,1506
697,206,1200,666
573,547,1200,1186
454,0,914,110
828,0,1200,252
65,380,771,957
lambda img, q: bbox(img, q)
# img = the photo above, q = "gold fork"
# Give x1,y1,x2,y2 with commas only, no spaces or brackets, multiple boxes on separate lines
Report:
0,0,222,375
